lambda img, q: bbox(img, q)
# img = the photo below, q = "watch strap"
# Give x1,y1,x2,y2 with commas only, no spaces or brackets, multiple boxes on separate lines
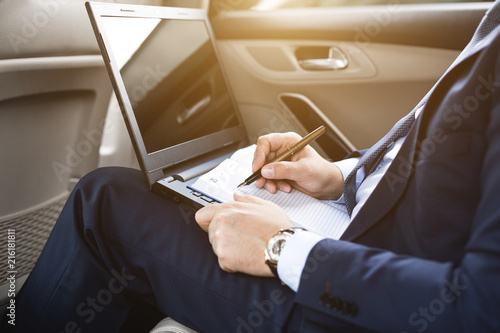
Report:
266,260,279,277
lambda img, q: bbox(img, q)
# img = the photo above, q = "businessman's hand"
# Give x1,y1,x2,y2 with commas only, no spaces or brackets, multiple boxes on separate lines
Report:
253,132,344,200
196,192,293,277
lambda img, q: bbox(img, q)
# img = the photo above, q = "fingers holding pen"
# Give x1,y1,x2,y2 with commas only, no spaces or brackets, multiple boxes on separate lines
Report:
257,162,294,193
254,132,303,192
253,132,303,172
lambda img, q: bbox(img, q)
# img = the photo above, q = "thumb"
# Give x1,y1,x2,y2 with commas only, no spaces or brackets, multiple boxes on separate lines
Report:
261,161,301,181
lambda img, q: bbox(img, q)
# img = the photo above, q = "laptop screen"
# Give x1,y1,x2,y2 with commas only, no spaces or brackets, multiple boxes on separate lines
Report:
101,16,240,154
87,2,247,187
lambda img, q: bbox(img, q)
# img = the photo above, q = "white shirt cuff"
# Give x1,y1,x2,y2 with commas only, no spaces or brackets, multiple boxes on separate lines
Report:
277,231,326,292
332,158,360,203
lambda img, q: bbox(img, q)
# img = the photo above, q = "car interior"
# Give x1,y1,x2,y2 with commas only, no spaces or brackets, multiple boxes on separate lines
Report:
0,0,494,332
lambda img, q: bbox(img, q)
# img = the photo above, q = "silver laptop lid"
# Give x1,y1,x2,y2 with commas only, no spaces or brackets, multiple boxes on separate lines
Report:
86,2,247,188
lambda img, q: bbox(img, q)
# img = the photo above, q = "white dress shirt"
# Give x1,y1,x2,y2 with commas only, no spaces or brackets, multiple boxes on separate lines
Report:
278,107,423,292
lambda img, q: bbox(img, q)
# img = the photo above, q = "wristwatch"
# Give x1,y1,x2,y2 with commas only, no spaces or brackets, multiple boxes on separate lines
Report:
265,227,306,277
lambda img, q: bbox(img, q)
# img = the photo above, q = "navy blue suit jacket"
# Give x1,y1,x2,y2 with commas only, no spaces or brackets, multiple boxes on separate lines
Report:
295,26,500,332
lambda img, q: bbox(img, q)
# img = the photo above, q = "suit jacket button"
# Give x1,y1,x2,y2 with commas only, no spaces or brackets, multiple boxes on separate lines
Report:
319,293,358,316
319,292,331,308
347,301,358,316
339,299,349,313
331,296,340,310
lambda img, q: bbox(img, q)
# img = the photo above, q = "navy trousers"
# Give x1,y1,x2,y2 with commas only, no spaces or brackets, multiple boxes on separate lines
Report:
6,167,301,333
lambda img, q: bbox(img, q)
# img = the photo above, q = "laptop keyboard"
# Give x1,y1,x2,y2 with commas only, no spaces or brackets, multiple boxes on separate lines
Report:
191,190,218,204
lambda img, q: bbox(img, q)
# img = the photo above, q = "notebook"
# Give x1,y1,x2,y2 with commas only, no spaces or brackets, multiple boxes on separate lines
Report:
86,2,248,210
189,145,350,239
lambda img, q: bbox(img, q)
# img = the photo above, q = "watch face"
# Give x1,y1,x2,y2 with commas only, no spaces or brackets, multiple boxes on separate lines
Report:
273,239,287,254
267,234,290,261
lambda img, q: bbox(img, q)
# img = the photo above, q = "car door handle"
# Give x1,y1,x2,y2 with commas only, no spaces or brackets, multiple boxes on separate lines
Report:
297,47,349,70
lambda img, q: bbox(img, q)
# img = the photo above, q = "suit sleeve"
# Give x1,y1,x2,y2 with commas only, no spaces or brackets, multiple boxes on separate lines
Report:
293,53,500,333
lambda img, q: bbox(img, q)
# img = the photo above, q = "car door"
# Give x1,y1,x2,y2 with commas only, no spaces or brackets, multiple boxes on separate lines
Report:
0,0,167,319
209,0,492,160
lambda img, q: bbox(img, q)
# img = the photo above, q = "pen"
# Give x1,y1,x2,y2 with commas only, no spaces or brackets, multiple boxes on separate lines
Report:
237,126,326,188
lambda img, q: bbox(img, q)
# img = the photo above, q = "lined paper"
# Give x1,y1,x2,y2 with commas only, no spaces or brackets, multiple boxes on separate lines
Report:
239,184,350,240
190,145,351,239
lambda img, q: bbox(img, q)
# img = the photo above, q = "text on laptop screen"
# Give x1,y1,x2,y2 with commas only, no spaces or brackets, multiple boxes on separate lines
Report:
102,17,240,154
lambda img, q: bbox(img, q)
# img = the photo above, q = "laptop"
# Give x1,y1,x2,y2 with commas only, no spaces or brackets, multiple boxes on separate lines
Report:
86,2,249,210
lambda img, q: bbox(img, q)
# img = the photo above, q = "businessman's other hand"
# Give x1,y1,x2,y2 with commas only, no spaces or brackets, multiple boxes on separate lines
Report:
195,192,293,276
253,132,344,200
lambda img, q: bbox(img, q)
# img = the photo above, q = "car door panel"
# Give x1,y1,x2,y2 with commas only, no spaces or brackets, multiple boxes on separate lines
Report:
212,2,490,151
217,38,459,149
212,3,489,50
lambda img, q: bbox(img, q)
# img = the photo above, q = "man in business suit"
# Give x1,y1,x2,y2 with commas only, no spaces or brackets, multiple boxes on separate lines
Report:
5,1,500,333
